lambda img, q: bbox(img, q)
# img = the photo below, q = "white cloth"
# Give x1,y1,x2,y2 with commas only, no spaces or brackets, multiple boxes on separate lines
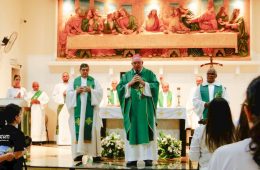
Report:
192,81,227,119
52,82,71,145
57,104,71,145
189,125,212,170
124,81,158,161
185,86,199,129
208,138,259,170
26,91,49,142
66,77,103,158
52,83,68,104
6,87,27,99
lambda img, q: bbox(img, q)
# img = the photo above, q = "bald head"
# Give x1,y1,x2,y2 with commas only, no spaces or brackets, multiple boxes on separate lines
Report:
62,72,69,83
32,82,39,91
111,79,118,90
196,76,203,86
162,82,170,93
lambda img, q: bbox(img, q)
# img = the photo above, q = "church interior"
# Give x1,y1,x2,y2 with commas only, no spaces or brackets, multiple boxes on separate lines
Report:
0,0,260,169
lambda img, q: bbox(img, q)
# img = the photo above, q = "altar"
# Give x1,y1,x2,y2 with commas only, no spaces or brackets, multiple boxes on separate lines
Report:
99,106,187,156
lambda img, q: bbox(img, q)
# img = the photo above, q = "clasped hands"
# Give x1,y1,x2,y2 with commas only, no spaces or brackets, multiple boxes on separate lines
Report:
76,86,91,94
31,99,40,104
128,75,145,87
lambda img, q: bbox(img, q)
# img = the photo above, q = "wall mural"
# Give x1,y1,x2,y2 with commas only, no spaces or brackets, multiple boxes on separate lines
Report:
57,0,250,59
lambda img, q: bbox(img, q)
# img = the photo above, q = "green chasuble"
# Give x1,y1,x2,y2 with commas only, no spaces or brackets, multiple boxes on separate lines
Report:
200,85,223,119
117,68,159,145
158,91,173,107
73,76,95,141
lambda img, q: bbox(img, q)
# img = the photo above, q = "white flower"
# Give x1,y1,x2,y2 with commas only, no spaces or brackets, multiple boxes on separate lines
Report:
168,146,172,153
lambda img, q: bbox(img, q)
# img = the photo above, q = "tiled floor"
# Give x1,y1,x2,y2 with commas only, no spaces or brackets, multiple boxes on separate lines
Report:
26,144,198,169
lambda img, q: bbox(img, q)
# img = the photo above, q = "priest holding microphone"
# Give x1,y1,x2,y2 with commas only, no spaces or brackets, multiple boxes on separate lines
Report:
117,54,159,168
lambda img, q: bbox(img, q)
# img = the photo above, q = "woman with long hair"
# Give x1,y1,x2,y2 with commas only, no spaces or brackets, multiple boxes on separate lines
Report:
208,76,260,170
189,97,236,170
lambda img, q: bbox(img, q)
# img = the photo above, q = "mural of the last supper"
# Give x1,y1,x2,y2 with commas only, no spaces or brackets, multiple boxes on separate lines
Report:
57,0,250,59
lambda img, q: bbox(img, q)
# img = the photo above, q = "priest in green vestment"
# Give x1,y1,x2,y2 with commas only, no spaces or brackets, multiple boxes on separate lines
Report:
158,82,174,107
117,54,159,167
193,68,228,121
107,79,119,106
66,63,103,161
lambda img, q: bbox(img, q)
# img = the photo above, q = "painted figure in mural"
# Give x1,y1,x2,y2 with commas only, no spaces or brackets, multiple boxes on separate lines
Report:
178,5,203,57
59,8,84,58
116,8,138,35
103,13,118,35
167,8,190,33
164,7,190,57
139,9,163,57
188,1,218,31
81,9,103,34
188,1,217,56
225,9,249,56
179,5,200,31
216,6,229,31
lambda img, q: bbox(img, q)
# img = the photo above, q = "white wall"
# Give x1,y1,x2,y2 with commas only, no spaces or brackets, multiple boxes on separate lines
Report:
0,0,23,97
1,0,260,141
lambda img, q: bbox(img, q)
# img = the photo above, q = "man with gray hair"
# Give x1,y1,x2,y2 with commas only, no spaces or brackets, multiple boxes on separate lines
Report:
117,54,159,167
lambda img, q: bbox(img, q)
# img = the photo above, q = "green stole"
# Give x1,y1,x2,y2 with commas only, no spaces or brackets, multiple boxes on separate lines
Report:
117,68,159,145
31,91,42,103
200,85,223,119
73,76,95,141
158,91,172,107
108,90,118,105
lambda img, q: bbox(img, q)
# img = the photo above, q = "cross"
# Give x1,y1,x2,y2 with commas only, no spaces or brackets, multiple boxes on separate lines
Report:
200,55,223,68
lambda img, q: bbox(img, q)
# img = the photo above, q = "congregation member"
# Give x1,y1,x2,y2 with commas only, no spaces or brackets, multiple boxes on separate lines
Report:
189,97,236,170
0,104,26,170
193,68,227,121
66,63,103,162
158,82,174,108
52,72,71,145
117,54,159,167
185,75,203,130
26,82,49,143
208,76,260,170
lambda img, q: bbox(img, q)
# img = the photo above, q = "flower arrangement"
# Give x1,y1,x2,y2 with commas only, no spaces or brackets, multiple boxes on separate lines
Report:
101,132,124,158
157,132,182,159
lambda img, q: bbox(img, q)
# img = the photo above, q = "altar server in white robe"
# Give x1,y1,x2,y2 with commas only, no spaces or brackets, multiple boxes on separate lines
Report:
185,76,203,129
66,63,103,161
26,81,49,142
7,75,27,99
52,72,71,145
193,68,228,121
